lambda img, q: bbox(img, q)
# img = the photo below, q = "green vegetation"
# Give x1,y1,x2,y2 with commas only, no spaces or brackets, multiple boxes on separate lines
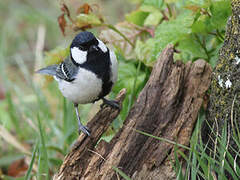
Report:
0,0,236,179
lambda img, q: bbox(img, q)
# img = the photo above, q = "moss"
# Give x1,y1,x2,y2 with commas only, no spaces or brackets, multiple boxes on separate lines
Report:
202,2,240,177
215,63,223,70
230,52,235,59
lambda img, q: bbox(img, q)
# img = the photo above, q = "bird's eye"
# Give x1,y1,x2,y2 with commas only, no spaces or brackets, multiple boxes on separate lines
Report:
78,45,84,50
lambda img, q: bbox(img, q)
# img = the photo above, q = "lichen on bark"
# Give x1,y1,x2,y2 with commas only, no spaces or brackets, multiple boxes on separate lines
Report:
203,0,240,170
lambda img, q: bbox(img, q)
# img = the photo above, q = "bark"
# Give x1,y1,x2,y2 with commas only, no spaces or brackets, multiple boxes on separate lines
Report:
54,45,212,180
202,1,240,178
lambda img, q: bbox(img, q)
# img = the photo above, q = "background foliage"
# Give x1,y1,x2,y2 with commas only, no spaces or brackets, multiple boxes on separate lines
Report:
0,0,234,179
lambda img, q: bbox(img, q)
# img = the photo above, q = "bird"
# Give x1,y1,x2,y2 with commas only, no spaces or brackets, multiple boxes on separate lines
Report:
36,31,119,136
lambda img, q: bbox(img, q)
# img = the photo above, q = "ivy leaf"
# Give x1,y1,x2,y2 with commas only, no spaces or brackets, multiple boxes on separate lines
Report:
125,10,149,26
154,10,194,58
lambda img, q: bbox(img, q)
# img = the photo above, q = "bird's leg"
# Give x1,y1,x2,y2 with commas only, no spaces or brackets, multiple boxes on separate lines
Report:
100,97,120,109
74,103,91,136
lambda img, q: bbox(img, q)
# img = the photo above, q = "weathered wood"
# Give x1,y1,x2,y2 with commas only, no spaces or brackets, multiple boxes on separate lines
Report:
55,45,212,180
55,89,127,179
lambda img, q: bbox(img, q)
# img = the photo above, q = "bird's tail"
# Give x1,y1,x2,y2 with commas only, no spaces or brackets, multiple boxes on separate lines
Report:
36,65,58,76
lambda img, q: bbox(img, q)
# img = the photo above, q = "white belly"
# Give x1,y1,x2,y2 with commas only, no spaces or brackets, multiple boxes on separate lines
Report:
57,68,102,104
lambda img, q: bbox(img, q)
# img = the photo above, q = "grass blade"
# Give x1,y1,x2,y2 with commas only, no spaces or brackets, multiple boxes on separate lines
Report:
37,114,49,180
6,92,21,135
134,129,191,151
25,140,38,180
112,166,131,180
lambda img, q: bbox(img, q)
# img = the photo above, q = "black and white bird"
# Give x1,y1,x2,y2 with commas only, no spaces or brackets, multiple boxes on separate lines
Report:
36,31,118,136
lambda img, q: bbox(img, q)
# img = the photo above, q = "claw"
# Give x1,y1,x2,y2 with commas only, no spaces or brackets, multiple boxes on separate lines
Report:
78,125,91,136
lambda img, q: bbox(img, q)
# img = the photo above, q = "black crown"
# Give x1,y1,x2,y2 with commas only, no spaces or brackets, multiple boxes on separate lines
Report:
71,31,95,46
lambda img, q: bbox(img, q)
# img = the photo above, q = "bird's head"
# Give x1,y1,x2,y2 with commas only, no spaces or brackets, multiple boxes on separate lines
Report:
70,31,108,65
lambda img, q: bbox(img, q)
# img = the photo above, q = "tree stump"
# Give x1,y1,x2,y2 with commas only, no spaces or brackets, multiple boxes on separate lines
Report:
54,45,212,180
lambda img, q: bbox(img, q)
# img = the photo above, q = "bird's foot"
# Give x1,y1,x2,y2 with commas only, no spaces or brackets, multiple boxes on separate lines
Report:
101,98,120,109
78,125,91,136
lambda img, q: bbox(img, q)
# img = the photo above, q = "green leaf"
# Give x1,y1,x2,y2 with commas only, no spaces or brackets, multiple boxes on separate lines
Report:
135,38,156,66
209,44,222,67
140,4,163,26
192,1,231,34
125,10,149,26
144,11,163,26
210,0,231,30
192,15,214,34
140,5,160,13
184,0,206,6
112,54,146,121
177,34,207,62
154,10,194,58
143,0,164,9
76,13,102,27
113,61,145,93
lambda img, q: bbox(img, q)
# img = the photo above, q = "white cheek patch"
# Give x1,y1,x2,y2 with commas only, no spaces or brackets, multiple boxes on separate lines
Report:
71,47,87,64
97,39,108,53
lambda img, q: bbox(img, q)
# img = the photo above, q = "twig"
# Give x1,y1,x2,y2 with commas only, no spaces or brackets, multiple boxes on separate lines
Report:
102,23,135,48
166,3,172,18
194,34,211,61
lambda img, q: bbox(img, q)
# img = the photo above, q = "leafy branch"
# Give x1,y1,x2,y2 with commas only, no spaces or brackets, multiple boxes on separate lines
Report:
194,34,211,62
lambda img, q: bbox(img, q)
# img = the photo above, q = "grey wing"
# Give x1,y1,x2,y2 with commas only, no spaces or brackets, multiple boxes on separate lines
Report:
56,58,78,82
